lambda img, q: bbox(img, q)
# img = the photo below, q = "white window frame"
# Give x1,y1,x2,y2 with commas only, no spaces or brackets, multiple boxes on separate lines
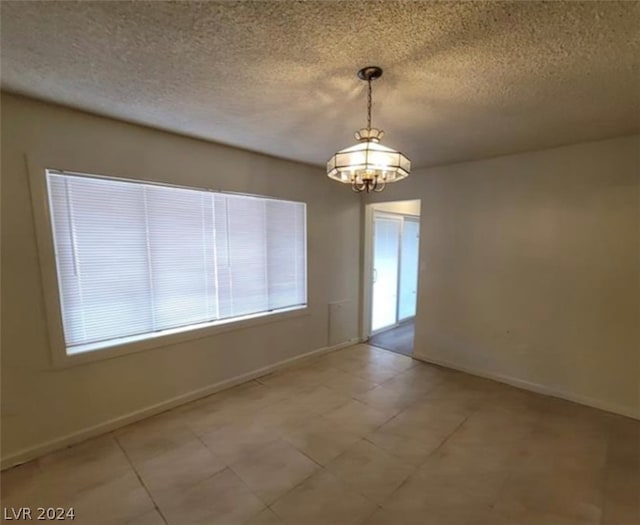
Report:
27,155,309,368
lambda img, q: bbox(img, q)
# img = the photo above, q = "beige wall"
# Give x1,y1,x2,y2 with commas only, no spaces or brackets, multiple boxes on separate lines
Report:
366,135,640,418
0,93,361,465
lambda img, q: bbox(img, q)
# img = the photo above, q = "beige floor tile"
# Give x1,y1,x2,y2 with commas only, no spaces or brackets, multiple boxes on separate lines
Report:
354,344,405,362
188,381,288,435
376,402,470,444
605,463,640,505
136,438,225,497
514,416,608,480
432,441,519,475
156,468,265,525
433,408,535,469
323,399,394,437
0,461,64,510
66,471,156,525
367,350,416,373
125,509,167,525
1,461,42,500
384,449,509,515
258,362,343,393
492,504,602,525
606,415,640,469
37,435,132,493
482,382,545,412
157,403,208,430
320,349,363,368
412,384,482,412
420,381,489,412
208,380,272,404
361,507,409,525
198,418,282,465
406,361,457,378
456,402,537,438
230,438,319,504
354,381,429,413
257,369,319,392
271,469,376,525
355,365,401,385
326,439,415,504
492,466,604,525
602,502,640,525
249,396,318,432
245,508,286,525
281,417,362,465
321,368,379,395
364,429,443,466
187,402,243,436
362,505,499,525
115,414,195,465
382,475,497,519
384,363,448,390
288,384,353,416
415,442,517,485
601,463,640,525
330,358,400,384
237,383,294,411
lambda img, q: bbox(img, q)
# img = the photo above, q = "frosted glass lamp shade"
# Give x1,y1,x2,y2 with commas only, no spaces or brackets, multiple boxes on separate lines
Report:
327,129,410,191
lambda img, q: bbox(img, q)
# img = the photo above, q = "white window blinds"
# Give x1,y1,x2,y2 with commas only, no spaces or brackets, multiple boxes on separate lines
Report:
46,171,307,354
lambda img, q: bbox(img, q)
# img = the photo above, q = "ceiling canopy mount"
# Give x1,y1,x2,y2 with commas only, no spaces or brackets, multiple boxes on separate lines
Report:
357,66,383,82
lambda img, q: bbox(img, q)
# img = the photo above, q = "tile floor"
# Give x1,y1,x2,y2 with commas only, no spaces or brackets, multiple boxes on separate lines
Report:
1,344,638,525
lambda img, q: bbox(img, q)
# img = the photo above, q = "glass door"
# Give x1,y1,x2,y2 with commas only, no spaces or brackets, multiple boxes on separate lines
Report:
371,214,401,332
398,218,420,320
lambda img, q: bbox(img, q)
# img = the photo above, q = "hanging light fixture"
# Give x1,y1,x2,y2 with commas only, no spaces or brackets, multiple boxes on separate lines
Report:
327,66,410,193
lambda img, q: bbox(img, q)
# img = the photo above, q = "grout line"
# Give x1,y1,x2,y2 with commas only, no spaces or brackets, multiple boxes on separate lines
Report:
223,464,273,516
112,434,169,525
377,400,484,505
278,434,327,470
192,431,230,470
38,436,140,499
226,439,322,510
264,463,383,522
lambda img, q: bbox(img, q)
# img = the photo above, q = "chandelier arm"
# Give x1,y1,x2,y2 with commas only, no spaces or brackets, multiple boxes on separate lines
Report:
352,180,366,193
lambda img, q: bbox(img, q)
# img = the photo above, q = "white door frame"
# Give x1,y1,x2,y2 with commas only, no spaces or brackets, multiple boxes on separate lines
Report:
362,201,421,340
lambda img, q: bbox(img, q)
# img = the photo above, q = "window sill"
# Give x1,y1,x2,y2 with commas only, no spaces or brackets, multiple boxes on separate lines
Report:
52,306,309,369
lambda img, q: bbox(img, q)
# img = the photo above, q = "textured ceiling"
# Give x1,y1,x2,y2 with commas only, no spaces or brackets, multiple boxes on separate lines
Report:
2,1,639,168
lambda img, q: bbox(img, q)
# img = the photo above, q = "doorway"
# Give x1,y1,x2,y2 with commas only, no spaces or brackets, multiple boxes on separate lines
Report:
364,201,420,356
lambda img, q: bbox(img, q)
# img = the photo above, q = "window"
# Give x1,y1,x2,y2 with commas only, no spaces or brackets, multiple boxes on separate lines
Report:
45,170,307,355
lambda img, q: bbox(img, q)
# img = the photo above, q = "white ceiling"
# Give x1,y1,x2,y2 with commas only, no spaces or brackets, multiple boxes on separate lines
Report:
2,1,639,168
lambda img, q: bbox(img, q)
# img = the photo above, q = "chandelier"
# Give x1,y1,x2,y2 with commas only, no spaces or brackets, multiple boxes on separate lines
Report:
327,66,411,193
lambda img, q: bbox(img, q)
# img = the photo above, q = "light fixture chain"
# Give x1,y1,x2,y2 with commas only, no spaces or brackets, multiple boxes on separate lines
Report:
367,78,372,130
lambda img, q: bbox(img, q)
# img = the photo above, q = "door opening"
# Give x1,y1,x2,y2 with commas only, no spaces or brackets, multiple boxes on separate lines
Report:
365,200,420,356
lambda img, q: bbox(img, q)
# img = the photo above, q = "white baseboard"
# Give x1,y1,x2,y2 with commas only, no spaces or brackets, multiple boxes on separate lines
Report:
413,353,639,421
1,338,362,471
